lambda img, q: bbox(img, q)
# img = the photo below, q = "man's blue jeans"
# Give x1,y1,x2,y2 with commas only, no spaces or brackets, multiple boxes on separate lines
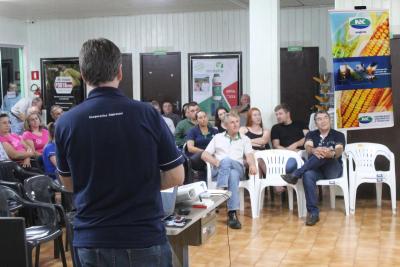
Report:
292,155,342,216
77,241,172,267
212,158,245,211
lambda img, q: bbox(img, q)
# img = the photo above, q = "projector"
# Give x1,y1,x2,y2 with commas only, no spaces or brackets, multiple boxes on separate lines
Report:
176,181,208,203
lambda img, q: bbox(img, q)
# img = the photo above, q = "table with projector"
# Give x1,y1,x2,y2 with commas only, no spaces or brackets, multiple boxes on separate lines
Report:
165,181,231,267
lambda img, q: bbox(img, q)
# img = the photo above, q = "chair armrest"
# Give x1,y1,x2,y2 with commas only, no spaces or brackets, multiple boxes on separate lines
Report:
0,181,24,196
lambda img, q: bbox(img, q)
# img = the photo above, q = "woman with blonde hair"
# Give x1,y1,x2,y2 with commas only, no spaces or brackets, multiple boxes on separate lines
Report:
22,112,49,157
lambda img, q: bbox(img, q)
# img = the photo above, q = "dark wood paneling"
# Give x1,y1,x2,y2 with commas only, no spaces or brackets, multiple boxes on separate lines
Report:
347,37,400,199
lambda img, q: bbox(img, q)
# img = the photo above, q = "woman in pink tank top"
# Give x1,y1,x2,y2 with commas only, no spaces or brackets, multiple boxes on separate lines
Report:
22,112,49,156
0,113,34,167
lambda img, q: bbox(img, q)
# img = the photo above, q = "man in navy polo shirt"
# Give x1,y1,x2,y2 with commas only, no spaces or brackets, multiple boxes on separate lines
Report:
281,110,345,226
55,38,184,267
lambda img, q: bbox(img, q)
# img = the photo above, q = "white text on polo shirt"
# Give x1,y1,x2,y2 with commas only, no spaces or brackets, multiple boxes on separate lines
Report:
89,112,124,119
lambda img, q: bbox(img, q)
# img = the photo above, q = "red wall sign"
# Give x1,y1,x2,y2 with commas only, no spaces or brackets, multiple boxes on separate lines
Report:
31,71,40,80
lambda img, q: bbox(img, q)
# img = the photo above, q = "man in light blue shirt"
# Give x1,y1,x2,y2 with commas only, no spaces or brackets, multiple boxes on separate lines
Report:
2,83,21,114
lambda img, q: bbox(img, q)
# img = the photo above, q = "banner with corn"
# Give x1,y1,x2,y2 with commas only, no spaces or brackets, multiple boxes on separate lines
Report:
330,10,393,129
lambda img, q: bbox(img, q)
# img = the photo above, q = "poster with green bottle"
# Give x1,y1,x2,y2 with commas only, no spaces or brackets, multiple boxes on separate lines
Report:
189,52,242,119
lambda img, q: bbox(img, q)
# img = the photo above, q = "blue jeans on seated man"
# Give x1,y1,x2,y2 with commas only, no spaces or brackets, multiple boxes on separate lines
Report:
211,157,245,211
292,155,343,216
77,241,172,267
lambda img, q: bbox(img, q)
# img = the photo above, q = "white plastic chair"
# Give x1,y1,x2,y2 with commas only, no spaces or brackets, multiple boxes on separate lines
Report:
254,150,306,218
346,143,396,215
299,150,350,216
206,161,258,218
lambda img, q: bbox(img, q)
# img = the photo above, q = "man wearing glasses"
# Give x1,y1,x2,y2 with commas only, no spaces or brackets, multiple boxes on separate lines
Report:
281,110,345,226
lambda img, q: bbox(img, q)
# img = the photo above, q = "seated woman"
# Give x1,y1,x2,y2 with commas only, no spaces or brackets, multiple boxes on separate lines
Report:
42,122,57,180
214,107,228,133
0,113,34,168
240,107,270,180
240,107,270,150
22,112,49,157
186,111,218,179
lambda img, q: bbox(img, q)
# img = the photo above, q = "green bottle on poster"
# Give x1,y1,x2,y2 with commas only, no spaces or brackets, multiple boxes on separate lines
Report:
212,74,222,101
211,73,222,114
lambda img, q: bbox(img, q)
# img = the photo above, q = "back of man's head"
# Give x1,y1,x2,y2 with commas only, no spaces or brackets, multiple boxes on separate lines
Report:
79,38,122,86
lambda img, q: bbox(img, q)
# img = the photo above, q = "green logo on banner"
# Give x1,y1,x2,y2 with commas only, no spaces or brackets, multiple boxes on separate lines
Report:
216,62,223,69
350,18,371,29
359,116,373,124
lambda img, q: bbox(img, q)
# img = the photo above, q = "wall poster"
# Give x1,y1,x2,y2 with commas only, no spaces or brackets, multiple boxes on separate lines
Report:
41,58,85,123
188,52,242,119
330,10,393,129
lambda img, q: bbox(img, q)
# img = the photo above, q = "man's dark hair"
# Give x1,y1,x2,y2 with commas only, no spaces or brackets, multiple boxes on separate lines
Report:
195,110,207,120
0,113,9,120
187,101,198,108
314,110,330,121
47,122,55,141
274,103,291,113
79,38,122,86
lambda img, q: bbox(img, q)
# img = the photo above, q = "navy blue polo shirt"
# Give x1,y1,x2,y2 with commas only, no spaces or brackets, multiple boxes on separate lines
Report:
305,129,346,161
55,87,184,249
186,126,218,154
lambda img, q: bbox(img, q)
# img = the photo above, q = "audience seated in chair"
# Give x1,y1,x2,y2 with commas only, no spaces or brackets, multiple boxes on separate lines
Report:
214,107,228,133
271,103,309,192
186,111,218,181
50,105,64,121
22,112,49,157
281,110,345,226
174,102,199,148
42,122,58,180
162,101,181,127
150,100,175,134
201,112,256,230
0,113,35,169
240,107,270,180
10,96,42,135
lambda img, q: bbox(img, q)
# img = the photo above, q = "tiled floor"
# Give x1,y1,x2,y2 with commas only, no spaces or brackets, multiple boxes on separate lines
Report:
39,191,399,267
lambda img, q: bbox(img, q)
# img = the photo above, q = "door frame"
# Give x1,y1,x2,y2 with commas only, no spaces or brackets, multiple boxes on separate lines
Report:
139,52,181,106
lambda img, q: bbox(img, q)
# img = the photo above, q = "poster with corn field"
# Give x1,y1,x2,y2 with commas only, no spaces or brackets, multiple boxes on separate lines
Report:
330,10,393,129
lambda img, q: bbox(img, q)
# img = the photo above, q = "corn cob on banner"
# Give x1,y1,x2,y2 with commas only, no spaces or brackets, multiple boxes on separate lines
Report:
330,10,393,129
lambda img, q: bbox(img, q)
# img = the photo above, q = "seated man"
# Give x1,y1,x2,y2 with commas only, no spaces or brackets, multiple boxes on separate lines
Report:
271,103,309,151
162,101,181,127
174,102,199,148
201,112,256,230
281,110,345,226
271,103,309,178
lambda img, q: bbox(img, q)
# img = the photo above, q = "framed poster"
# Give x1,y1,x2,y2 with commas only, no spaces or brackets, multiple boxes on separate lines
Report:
40,58,85,123
188,52,242,119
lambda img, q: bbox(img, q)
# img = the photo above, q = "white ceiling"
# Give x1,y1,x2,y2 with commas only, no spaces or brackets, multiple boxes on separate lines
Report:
0,0,334,21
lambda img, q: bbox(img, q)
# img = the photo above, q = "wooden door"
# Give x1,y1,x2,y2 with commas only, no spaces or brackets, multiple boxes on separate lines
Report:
280,47,320,123
140,52,181,112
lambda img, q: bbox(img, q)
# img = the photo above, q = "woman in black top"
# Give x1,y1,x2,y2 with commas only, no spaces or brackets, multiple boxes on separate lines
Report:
240,107,271,180
214,107,228,133
239,107,270,150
